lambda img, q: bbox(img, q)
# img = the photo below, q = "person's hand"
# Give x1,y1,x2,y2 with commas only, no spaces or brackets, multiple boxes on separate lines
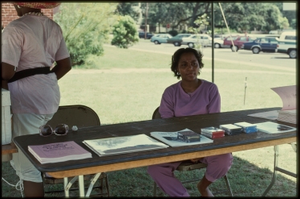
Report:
190,158,202,163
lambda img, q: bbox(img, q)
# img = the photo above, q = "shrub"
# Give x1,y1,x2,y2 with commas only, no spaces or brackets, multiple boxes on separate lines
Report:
111,15,139,48
168,30,178,36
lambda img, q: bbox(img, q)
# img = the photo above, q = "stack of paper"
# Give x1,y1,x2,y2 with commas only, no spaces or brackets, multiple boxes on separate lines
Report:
83,134,169,157
271,85,296,124
28,141,92,164
277,109,296,124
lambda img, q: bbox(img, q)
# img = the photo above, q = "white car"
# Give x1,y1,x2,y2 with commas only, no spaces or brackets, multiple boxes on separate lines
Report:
213,38,226,48
182,34,212,48
276,31,297,58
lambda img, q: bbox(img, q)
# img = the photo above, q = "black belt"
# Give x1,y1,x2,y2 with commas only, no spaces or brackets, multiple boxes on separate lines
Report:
8,67,54,83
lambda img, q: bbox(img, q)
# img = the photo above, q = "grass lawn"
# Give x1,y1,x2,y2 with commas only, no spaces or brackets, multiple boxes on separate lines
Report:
1,43,297,197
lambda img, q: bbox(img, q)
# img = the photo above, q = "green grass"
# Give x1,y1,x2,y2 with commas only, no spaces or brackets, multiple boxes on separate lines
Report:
1,43,297,197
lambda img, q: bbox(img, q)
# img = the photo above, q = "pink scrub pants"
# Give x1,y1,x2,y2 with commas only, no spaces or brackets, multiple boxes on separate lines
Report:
147,153,233,197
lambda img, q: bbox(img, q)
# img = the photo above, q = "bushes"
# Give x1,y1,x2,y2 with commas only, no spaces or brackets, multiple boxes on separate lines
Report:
111,15,139,48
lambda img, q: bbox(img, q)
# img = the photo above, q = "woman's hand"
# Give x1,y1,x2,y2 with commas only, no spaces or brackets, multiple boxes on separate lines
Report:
190,158,202,163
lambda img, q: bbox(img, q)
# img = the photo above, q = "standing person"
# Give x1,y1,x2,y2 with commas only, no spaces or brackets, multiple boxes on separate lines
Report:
147,48,233,197
1,2,71,197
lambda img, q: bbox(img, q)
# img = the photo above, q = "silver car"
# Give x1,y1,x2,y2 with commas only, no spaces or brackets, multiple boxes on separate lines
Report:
182,34,212,48
150,34,173,45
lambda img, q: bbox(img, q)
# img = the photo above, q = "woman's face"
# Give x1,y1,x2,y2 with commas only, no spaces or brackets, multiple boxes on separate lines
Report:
177,52,199,81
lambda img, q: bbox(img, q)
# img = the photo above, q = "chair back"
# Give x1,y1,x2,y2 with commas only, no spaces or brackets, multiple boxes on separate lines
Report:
46,105,100,128
152,107,162,119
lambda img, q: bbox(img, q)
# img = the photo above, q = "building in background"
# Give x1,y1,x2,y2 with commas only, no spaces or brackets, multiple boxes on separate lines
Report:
1,3,56,28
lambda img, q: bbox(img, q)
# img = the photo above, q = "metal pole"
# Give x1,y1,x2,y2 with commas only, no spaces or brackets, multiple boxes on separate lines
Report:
211,2,214,83
218,3,236,52
144,3,148,39
244,77,247,105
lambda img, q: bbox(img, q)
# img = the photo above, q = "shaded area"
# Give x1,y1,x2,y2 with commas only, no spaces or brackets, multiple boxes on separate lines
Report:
1,155,296,197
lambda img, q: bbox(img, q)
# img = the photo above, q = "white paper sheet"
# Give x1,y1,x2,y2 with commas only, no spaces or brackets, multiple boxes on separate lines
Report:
271,85,296,110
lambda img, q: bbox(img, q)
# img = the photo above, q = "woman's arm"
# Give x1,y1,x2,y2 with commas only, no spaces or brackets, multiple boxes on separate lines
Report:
51,57,72,80
1,62,15,89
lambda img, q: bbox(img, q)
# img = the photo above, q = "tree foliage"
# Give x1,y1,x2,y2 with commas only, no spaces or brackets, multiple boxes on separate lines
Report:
188,14,209,51
111,15,139,49
215,2,288,33
145,2,210,29
54,3,118,66
116,2,140,22
116,2,293,34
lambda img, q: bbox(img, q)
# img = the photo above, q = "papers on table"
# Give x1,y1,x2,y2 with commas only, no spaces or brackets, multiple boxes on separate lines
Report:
254,121,296,134
150,128,213,147
83,134,169,157
247,110,279,120
271,85,296,110
28,141,92,164
248,85,296,124
277,109,296,124
271,85,296,124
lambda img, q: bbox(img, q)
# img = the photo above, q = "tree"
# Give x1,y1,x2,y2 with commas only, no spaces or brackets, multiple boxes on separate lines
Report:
146,2,211,30
273,2,296,29
115,2,141,22
111,15,139,49
54,3,118,66
188,14,209,51
215,2,288,33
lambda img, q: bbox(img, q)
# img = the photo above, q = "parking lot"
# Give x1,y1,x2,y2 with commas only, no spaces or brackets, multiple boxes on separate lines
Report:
131,39,296,72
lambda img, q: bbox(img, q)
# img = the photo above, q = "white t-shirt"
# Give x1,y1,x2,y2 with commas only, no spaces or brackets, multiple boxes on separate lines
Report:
2,15,70,114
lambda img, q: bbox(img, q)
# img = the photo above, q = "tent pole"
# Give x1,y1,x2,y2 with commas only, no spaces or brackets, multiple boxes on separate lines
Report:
211,2,214,83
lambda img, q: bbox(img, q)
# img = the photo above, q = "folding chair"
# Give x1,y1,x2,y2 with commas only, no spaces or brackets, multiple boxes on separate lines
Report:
262,142,297,196
152,107,233,196
43,105,109,197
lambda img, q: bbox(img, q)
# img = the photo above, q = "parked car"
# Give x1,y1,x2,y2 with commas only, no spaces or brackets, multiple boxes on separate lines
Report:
241,37,278,54
181,34,212,48
150,33,173,44
166,33,192,46
139,31,153,39
213,37,227,48
223,35,255,52
276,31,297,58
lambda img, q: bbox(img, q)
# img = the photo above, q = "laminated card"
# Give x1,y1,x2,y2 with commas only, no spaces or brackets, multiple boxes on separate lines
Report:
254,121,296,134
83,134,169,157
150,128,213,147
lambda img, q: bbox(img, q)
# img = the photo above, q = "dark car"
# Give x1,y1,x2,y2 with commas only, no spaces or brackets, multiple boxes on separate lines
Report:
166,33,192,46
241,37,278,54
223,35,255,52
139,32,153,39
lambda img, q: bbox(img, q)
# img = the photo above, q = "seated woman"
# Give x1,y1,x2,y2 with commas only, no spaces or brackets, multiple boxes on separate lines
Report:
147,48,233,197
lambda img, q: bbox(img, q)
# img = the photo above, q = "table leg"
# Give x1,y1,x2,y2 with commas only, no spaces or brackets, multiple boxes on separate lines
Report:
262,145,279,196
64,177,69,197
64,176,79,197
86,172,102,197
78,175,85,197
262,144,297,196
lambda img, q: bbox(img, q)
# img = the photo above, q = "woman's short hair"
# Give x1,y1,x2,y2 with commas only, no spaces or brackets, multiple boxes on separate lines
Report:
171,48,204,79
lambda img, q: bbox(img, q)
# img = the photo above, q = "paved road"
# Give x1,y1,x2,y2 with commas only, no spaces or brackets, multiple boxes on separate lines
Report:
125,40,297,72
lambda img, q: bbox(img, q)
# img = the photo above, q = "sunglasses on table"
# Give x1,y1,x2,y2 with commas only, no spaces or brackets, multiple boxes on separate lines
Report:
39,124,69,137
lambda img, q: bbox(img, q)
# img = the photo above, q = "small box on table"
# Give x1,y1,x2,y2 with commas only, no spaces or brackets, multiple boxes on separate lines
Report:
219,124,243,135
233,122,257,133
200,127,225,138
177,130,200,143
